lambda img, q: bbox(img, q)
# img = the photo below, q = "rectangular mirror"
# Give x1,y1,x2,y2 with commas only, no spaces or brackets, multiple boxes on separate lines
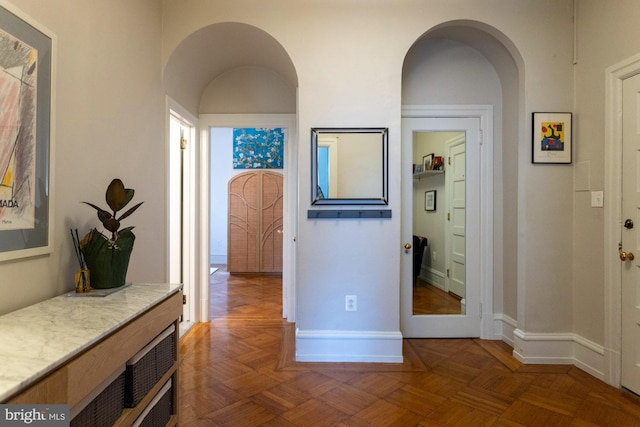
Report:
311,128,388,205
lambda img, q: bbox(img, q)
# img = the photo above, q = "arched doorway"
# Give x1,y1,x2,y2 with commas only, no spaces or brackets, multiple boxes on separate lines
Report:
163,23,299,325
401,21,523,341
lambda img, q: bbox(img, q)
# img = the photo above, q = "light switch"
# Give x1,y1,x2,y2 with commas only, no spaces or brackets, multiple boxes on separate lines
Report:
591,191,604,208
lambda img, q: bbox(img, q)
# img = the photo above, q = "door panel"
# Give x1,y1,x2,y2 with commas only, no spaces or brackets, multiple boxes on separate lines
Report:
401,117,480,337
260,172,284,272
621,72,640,394
448,142,466,300
228,171,283,273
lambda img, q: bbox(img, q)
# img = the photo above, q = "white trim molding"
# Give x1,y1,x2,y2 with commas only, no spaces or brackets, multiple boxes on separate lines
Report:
513,329,605,381
604,53,640,387
296,329,404,363
493,313,517,346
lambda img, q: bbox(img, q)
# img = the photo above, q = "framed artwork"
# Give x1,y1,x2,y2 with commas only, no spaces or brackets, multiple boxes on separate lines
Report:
0,1,55,261
532,112,572,164
425,190,436,211
423,153,434,171
233,127,284,169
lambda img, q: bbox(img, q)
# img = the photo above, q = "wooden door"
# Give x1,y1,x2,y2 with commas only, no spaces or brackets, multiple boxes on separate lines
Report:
228,171,283,273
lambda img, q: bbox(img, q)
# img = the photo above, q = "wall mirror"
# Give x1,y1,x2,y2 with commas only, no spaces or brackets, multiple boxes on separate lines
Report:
311,127,388,205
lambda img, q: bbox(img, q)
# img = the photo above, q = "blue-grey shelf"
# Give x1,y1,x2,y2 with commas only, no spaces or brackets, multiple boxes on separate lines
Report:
307,209,392,219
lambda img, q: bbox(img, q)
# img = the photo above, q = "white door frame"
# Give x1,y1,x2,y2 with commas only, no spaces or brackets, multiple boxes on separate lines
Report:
167,97,198,325
402,105,494,339
604,53,640,387
197,114,298,323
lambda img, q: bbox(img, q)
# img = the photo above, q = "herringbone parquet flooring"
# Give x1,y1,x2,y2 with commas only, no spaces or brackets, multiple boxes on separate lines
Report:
178,267,640,426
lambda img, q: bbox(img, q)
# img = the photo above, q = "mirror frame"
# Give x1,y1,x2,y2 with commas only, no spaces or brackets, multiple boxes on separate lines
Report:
311,127,389,205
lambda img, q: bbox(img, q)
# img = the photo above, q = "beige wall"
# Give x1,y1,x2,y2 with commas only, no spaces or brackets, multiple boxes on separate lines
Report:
162,0,575,337
1,0,635,369
0,0,166,315
573,0,640,344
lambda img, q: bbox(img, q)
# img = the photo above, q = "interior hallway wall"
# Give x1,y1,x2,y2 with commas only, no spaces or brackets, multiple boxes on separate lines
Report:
0,0,166,315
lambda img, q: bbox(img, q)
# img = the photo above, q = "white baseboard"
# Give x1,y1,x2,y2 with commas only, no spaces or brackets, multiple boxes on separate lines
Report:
419,268,445,291
493,313,517,345
492,315,605,381
295,329,404,363
513,328,605,381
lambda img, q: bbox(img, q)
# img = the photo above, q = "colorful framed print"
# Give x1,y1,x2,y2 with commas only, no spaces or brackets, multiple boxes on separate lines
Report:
0,2,55,261
532,112,572,164
233,127,284,169
425,190,436,211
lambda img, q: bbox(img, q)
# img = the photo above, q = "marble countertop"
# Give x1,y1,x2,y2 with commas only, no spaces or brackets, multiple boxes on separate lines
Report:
0,283,182,402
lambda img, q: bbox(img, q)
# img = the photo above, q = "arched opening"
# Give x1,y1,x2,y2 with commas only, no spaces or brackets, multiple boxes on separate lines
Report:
163,22,298,325
401,21,524,341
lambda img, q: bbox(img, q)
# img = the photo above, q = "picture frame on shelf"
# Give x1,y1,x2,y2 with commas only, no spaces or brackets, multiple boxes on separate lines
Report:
532,112,572,164
425,190,436,211
423,153,434,171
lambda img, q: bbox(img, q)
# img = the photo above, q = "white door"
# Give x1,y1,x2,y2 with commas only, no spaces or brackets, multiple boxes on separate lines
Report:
401,117,481,337
446,140,466,301
621,72,640,394
169,111,194,324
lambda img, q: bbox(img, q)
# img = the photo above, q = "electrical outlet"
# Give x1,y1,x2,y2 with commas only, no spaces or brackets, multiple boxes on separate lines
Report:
345,295,357,311
432,251,436,261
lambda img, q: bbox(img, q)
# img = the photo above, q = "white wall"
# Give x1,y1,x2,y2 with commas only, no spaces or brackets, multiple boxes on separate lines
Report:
0,0,166,316
209,128,233,264
573,0,640,345
4,0,620,372
163,0,575,362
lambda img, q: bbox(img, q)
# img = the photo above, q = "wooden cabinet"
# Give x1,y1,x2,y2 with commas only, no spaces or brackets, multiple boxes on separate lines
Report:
228,171,283,273
5,289,182,426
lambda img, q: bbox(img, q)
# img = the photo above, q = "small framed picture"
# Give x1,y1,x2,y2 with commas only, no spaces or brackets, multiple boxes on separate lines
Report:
423,153,434,171
532,112,572,164
425,190,436,211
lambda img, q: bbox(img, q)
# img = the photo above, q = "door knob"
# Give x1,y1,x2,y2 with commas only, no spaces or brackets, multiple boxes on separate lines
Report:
404,243,412,253
620,250,635,261
625,219,634,229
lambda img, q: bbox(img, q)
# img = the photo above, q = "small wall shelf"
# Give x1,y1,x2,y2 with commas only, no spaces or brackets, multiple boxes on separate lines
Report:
307,209,392,219
413,170,444,180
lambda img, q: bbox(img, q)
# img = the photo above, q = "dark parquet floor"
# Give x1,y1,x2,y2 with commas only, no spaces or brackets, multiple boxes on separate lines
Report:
178,266,640,426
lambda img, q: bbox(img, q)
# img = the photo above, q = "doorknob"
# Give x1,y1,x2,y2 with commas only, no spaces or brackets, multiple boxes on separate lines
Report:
625,219,634,229
404,243,412,253
620,250,635,261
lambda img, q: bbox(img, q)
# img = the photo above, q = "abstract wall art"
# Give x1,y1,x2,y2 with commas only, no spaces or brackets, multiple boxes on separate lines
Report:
0,2,54,260
532,112,572,164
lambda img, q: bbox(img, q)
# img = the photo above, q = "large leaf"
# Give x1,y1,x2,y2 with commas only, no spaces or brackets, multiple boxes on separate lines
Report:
117,202,143,222
105,179,127,212
82,202,112,223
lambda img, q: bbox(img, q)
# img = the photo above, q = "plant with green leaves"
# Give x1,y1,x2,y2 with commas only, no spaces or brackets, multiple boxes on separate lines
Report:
83,178,144,241
80,179,144,289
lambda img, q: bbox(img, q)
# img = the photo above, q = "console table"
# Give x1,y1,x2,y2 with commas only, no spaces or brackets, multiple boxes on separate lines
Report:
0,283,183,426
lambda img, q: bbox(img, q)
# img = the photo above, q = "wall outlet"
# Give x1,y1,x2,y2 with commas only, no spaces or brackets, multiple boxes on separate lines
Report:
345,295,357,311
432,251,436,261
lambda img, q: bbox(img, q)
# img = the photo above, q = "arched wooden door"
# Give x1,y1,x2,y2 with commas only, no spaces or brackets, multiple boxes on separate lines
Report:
228,171,283,273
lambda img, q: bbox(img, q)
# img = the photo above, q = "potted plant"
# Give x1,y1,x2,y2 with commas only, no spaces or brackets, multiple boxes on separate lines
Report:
80,178,143,289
